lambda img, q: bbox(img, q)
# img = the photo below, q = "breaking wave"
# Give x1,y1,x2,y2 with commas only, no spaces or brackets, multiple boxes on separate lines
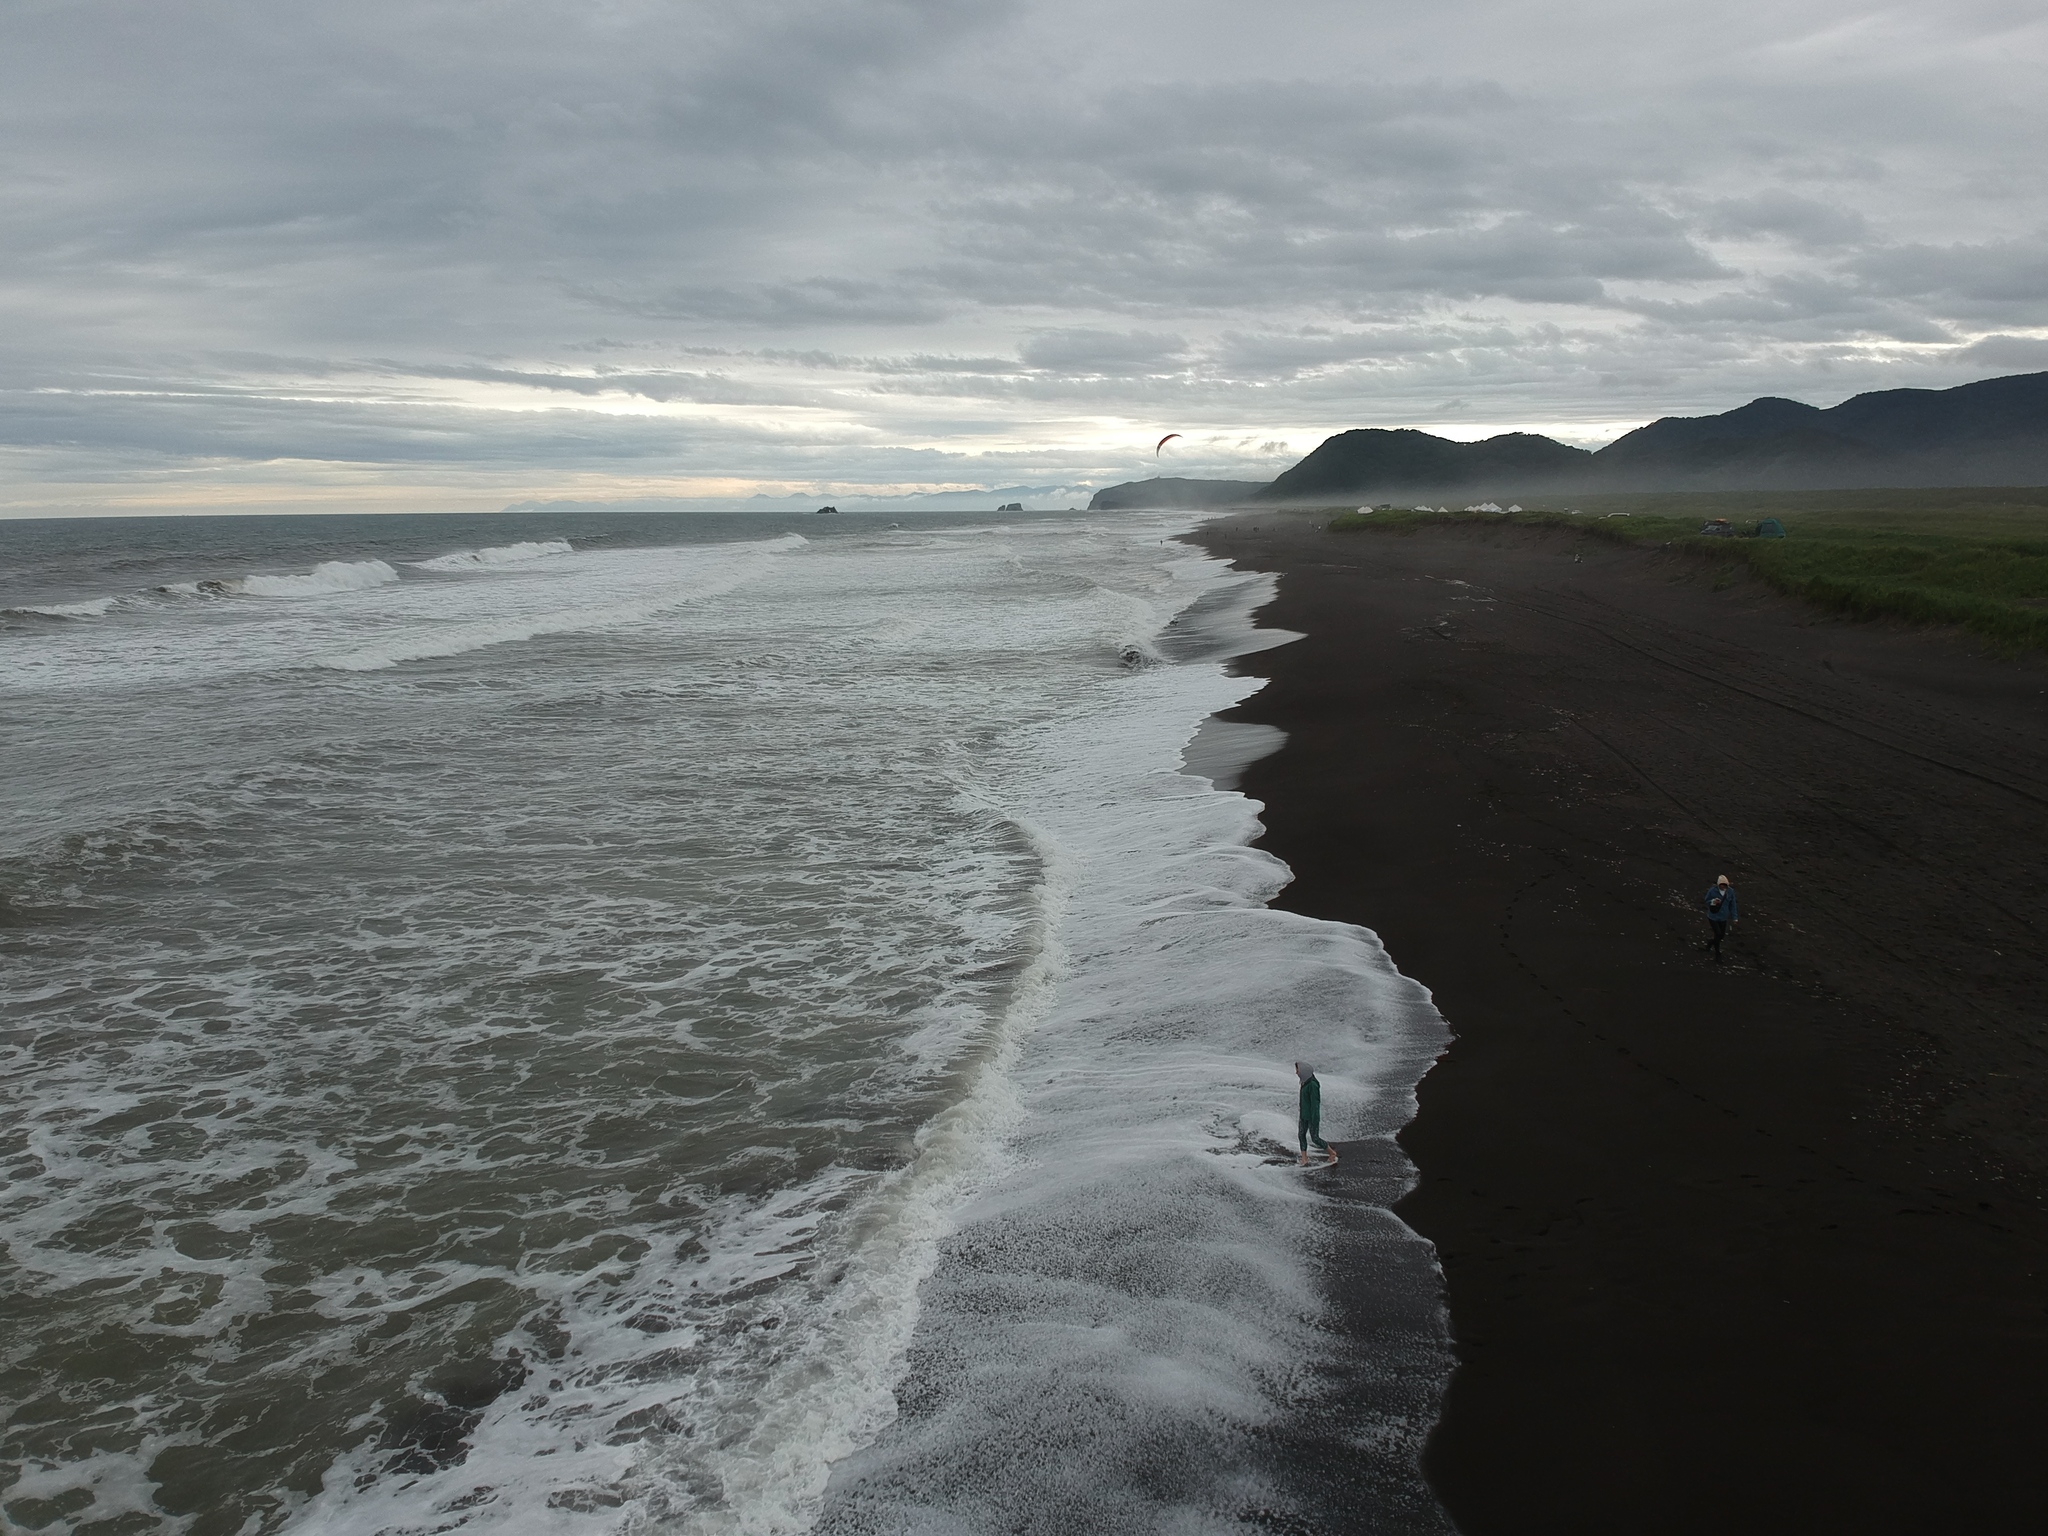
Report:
412,540,574,572
145,560,401,600
319,533,808,671
240,560,401,598
2,597,117,619
0,513,1450,1535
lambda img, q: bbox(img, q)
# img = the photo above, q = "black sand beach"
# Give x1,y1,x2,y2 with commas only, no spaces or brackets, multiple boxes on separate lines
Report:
1194,512,2048,1534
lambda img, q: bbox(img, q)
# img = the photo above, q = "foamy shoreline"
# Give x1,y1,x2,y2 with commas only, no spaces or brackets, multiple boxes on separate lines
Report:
812,537,1455,1532
3,511,1457,1535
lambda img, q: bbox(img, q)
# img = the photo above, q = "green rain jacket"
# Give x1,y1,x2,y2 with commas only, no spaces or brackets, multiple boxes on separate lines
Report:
1299,1073,1321,1128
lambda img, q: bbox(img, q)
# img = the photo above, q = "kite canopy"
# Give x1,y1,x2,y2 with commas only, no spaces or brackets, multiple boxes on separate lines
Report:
1154,432,1181,455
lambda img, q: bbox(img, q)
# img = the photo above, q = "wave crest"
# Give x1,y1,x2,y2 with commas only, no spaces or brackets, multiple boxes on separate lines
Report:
321,533,809,671
412,540,574,572
240,560,400,598
2,597,117,620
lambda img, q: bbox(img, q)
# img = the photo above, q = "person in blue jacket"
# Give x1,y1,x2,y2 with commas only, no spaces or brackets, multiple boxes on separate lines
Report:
1296,1061,1336,1166
1704,874,1739,960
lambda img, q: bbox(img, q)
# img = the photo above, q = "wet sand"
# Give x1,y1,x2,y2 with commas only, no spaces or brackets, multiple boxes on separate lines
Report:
1194,512,2048,1534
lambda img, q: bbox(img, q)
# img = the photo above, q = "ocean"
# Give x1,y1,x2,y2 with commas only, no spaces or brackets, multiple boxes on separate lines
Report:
0,509,1453,1535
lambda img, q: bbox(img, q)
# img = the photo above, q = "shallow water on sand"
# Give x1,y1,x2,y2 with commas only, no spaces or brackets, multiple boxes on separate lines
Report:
1,509,1449,1534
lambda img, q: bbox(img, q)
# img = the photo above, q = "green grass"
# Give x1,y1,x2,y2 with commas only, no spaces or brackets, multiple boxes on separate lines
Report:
1324,487,2048,652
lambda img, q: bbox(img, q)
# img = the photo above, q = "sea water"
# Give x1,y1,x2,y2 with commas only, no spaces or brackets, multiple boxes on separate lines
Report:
0,510,1453,1535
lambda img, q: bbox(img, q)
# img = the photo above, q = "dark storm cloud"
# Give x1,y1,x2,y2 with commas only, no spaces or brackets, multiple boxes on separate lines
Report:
2,0,2045,505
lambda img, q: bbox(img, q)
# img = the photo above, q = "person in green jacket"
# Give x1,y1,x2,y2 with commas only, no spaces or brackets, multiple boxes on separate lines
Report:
1296,1062,1336,1166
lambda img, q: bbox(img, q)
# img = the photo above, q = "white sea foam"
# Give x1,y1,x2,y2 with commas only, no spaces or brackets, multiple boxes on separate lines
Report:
814,580,1453,1533
315,596,692,671
3,596,118,618
290,836,1067,1536
1,514,1449,1536
240,559,401,597
292,525,1444,1534
3,1446,184,1534
1,532,812,701
319,533,807,671
411,539,574,572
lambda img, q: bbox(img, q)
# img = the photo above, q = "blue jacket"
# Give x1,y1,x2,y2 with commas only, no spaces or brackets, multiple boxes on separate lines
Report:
1704,885,1739,922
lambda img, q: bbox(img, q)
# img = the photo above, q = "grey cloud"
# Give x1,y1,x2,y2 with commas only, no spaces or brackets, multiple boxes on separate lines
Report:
0,386,1135,486
561,278,953,328
375,362,788,406
0,390,703,467
1615,272,1959,344
4,1,2046,503
904,83,1732,313
1848,239,2048,312
7,353,819,412
1018,329,1188,374
1608,234,2048,344
1209,327,1498,374
742,350,1028,376
884,355,1026,376
219,356,774,405
1701,190,1871,248
1956,333,2048,371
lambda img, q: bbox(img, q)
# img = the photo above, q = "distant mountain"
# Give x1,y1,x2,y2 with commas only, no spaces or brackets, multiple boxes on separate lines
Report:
1218,371,2048,503
1589,405,1887,489
1588,372,2048,489
1796,371,2048,451
1254,429,1591,502
1087,477,1267,510
1082,373,2048,508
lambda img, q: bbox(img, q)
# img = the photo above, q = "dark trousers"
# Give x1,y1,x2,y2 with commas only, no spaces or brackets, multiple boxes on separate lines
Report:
1708,918,1728,955
1300,1115,1328,1153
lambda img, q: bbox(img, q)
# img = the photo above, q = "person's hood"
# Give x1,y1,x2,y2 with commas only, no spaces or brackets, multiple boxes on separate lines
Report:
1295,1061,1315,1082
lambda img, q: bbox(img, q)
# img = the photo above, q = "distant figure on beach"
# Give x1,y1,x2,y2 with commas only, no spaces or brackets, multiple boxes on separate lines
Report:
1704,874,1739,960
1296,1062,1336,1166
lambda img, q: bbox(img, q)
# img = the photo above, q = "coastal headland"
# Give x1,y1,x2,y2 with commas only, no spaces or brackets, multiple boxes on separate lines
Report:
1193,510,2048,1533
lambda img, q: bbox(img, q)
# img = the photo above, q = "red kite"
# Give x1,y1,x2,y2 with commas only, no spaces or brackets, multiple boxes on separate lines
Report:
1155,433,1181,455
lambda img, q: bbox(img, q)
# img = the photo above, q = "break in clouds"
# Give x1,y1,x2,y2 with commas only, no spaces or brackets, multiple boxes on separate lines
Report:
3,0,2045,511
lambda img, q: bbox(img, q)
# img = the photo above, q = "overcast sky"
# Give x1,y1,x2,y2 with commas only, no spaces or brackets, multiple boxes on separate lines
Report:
4,0,2046,514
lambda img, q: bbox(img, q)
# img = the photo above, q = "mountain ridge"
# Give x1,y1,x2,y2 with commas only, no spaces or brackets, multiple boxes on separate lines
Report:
1085,371,2048,509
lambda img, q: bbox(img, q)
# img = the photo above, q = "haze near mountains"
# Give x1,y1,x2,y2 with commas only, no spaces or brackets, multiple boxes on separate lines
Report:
1091,372,2048,507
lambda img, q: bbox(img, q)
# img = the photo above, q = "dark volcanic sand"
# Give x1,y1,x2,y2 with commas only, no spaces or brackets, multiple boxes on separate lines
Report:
1194,513,2048,1535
